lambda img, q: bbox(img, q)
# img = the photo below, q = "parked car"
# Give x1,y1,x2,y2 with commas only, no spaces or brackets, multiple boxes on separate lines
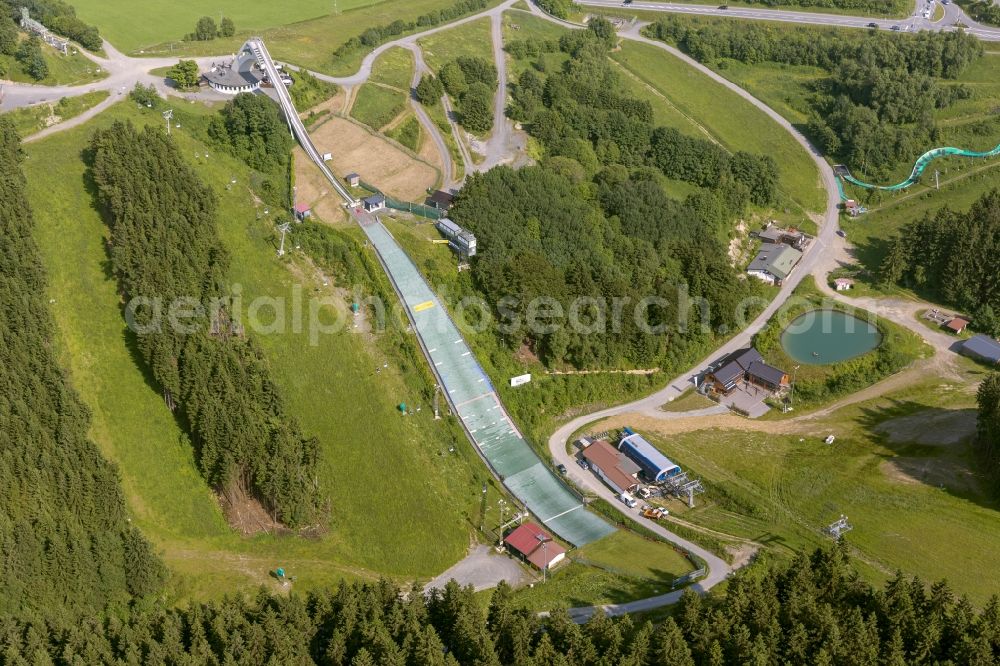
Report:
556,464,567,475
619,492,638,508
891,24,902,30
577,458,589,470
836,230,847,238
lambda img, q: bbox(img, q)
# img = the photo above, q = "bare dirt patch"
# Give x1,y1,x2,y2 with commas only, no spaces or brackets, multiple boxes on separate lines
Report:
302,88,350,119
875,408,977,446
293,146,348,225
514,342,539,365
308,116,438,202
726,543,759,570
218,486,289,537
417,126,444,172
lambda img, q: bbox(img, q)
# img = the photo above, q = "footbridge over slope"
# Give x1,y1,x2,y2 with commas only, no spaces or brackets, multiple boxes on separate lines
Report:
246,38,614,547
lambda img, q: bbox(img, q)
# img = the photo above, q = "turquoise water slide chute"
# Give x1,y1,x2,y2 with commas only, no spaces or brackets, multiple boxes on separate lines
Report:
835,141,1000,199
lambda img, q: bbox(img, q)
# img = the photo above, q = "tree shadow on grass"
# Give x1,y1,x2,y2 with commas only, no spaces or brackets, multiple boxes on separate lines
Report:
80,149,203,464
854,398,996,510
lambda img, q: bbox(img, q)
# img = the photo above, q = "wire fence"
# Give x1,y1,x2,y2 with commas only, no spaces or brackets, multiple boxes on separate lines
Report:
358,180,444,220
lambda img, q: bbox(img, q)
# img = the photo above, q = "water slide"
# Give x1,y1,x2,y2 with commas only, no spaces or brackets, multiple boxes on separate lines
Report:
835,141,1000,198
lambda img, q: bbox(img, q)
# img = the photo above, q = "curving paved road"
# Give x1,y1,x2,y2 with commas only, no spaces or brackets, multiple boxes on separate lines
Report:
525,3,844,617
406,43,459,190
5,0,977,615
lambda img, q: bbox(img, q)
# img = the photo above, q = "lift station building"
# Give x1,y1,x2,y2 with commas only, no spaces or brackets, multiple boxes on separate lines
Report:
618,428,681,482
436,218,477,258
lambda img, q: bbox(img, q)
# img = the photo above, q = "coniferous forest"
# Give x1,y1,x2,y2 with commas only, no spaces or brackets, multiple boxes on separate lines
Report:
976,372,1000,497
0,117,165,621
2,544,999,664
88,120,324,528
879,190,1000,336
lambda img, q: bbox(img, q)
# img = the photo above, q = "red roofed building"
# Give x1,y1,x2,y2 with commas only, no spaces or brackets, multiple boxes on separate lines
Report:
582,439,640,495
293,202,312,221
945,317,969,334
503,522,566,571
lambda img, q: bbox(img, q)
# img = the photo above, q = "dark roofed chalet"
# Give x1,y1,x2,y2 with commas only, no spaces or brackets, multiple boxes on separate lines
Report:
706,361,744,394
745,361,790,391
705,347,788,394
427,189,455,210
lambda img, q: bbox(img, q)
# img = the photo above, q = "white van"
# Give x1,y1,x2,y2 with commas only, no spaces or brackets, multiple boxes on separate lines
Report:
619,492,638,508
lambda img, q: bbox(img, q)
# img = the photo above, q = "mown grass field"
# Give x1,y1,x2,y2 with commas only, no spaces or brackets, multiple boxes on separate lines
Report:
370,46,415,90
24,100,501,603
419,16,495,71
610,41,826,216
601,372,1000,604
351,83,408,130
661,388,715,412
387,115,422,151
2,91,108,137
131,0,503,78
502,9,710,138
0,37,107,85
71,0,346,53
576,530,695,582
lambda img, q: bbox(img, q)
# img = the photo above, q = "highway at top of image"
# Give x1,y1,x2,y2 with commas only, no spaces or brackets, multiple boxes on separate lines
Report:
579,0,1000,39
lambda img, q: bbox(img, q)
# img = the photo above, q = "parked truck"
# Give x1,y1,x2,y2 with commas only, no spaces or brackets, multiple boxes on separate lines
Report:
618,492,638,508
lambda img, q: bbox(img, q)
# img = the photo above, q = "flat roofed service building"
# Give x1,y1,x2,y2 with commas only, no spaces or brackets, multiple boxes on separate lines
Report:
618,428,680,482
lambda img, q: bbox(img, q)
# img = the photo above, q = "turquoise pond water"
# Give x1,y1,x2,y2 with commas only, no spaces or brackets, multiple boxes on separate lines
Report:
780,309,882,365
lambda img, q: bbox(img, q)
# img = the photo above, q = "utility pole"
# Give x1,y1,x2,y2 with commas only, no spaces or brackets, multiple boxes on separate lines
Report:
935,169,940,190
536,534,549,583
277,222,291,257
163,109,173,135
433,384,441,419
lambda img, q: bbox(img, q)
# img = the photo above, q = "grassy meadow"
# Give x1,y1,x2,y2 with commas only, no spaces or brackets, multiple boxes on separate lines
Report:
2,91,108,137
418,16,495,71
611,41,826,216
370,46,415,90
127,0,503,77
0,37,107,85
351,83,408,130
23,100,503,603
71,0,345,53
606,371,1000,604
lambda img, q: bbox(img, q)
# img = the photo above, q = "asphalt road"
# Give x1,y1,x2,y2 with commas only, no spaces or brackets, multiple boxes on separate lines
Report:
406,43,459,190
577,0,1000,40
1,0,981,615
525,3,844,616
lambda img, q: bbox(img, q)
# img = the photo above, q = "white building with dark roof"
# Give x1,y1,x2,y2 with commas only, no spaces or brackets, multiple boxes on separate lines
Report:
204,44,265,94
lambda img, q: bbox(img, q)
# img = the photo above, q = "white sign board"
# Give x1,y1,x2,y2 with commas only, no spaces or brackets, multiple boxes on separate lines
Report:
322,153,333,161
510,374,531,388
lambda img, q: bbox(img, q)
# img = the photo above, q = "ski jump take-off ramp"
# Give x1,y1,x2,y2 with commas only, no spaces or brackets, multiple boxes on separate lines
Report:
245,38,615,547
835,141,1000,197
